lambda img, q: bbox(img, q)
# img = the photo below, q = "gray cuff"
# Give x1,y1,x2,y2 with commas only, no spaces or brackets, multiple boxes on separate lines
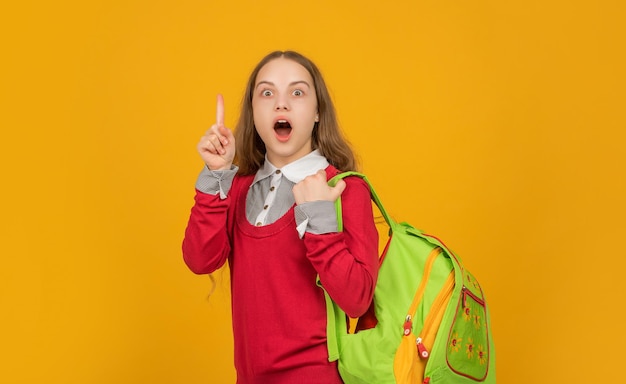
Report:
195,165,238,199
295,200,338,237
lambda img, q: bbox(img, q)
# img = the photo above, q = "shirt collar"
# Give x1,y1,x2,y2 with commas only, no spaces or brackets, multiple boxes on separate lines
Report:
252,150,330,185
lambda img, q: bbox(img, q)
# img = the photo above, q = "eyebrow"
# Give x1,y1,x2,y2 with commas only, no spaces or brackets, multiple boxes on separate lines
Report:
255,80,311,89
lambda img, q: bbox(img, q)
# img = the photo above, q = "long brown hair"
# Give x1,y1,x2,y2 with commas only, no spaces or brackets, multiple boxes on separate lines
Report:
234,51,358,175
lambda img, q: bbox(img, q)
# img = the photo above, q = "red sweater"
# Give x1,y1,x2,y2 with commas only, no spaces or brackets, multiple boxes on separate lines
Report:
182,165,379,384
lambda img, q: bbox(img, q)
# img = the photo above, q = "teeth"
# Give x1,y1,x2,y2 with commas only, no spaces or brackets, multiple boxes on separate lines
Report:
277,119,287,123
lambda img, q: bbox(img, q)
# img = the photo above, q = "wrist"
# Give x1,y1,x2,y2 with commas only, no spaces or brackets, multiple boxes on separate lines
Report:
207,163,233,171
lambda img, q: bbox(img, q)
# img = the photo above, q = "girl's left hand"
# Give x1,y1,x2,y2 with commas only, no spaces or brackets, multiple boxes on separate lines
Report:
293,170,346,205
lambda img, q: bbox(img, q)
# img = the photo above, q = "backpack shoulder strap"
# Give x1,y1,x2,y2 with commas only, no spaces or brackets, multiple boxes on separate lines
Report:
321,172,394,361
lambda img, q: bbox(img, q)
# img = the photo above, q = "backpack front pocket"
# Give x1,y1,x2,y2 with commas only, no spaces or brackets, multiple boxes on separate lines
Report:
446,271,490,381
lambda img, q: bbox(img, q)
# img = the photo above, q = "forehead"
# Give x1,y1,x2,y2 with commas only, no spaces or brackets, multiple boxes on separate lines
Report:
255,57,314,86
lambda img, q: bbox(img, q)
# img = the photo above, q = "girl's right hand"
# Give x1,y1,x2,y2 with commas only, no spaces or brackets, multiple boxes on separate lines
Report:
197,94,236,170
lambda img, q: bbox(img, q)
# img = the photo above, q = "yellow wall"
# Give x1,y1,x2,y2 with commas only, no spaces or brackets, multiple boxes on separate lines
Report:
2,1,624,383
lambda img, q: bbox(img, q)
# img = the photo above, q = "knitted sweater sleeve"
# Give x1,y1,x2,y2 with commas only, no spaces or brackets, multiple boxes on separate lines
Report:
303,176,379,318
182,187,233,275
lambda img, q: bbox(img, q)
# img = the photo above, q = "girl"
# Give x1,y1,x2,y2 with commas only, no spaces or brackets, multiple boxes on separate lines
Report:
182,50,379,384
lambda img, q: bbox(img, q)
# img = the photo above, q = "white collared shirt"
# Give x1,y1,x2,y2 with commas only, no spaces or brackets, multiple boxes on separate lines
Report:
250,150,329,227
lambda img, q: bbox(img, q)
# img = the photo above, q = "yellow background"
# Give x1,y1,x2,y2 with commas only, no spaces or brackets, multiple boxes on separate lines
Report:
1,0,624,383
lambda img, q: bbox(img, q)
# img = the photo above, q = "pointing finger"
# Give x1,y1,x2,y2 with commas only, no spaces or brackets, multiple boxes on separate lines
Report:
216,94,225,127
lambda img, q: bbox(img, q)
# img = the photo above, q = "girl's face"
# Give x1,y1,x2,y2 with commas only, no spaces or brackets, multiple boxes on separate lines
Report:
252,57,319,168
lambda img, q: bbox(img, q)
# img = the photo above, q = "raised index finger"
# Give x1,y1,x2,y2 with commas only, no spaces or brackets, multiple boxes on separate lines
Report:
216,94,225,127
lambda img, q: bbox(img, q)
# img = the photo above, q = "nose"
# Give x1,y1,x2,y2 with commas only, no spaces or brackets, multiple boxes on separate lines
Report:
274,96,290,111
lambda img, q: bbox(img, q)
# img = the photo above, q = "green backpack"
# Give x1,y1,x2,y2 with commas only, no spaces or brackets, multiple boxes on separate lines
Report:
321,172,496,384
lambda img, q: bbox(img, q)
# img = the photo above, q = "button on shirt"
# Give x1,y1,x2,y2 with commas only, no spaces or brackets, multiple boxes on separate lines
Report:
195,150,339,237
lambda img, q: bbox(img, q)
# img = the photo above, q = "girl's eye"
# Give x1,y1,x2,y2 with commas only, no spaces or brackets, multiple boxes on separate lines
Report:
293,89,303,96
262,90,273,97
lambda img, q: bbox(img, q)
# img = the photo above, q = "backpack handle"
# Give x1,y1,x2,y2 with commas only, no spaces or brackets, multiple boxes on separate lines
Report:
328,171,395,232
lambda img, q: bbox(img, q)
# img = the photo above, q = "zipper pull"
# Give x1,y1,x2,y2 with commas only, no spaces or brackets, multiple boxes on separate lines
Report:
403,315,412,336
416,337,430,359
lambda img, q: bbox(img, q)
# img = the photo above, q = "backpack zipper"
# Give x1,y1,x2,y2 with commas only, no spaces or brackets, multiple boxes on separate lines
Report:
403,247,443,337
415,270,455,359
462,285,485,307
401,246,456,368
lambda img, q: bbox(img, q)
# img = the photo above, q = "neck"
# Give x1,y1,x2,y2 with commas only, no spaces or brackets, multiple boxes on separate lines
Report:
266,148,314,168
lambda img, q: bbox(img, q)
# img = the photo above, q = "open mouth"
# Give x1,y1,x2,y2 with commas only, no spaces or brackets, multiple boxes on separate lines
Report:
274,119,292,140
